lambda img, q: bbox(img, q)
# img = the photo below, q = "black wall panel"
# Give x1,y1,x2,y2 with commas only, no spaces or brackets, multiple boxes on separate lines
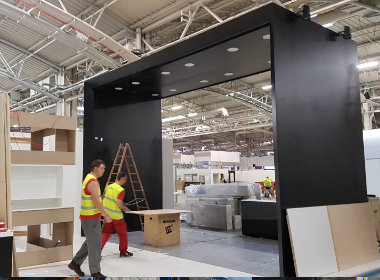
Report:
271,13,367,276
84,85,162,231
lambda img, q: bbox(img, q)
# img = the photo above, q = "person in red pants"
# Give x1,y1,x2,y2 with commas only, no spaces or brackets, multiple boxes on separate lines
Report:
101,172,133,257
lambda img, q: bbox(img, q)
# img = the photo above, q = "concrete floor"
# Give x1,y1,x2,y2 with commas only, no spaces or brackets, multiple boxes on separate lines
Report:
109,223,280,276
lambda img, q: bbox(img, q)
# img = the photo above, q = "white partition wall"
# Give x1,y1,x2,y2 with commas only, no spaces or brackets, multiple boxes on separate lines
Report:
162,138,174,208
364,129,380,197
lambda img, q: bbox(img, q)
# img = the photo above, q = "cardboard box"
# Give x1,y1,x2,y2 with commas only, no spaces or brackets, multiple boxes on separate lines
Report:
128,209,191,247
176,179,186,191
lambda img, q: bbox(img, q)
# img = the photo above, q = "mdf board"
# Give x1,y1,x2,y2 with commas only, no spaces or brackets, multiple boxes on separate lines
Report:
368,197,380,240
11,150,75,165
327,202,380,271
15,245,73,267
144,213,180,247
0,95,12,228
286,206,338,276
12,207,74,226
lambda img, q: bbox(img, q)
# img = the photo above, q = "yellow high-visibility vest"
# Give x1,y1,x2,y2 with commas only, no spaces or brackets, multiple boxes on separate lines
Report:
80,174,102,217
263,178,272,187
103,183,124,220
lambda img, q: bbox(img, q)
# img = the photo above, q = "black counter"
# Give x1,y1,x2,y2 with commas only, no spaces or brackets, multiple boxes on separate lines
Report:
241,199,278,240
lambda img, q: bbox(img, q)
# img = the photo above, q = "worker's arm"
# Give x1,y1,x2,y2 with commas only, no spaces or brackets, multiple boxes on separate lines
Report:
117,199,130,212
87,181,112,223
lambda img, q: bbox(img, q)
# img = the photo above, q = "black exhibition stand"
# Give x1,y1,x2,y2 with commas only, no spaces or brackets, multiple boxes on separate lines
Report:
84,4,367,276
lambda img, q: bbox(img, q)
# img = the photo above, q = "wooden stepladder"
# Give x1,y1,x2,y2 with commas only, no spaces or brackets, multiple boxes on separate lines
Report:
106,143,150,230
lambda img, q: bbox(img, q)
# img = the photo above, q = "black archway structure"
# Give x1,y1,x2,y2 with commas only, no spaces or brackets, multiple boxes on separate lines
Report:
84,3,367,276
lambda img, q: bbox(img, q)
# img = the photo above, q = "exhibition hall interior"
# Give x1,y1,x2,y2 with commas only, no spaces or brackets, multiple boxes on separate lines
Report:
1,0,380,279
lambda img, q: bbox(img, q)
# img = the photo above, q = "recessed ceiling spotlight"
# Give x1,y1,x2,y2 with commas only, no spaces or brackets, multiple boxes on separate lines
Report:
132,81,140,85
152,93,159,97
268,60,271,64
161,71,170,75
224,73,234,76
200,80,208,83
263,34,270,40
185,63,195,67
227,47,239,52
115,87,123,91
169,89,177,92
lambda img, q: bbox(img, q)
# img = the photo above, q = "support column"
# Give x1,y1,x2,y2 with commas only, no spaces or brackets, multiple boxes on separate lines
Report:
363,102,373,130
136,28,142,50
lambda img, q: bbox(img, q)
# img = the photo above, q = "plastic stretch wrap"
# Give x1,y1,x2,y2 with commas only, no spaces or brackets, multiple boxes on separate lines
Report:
185,183,260,198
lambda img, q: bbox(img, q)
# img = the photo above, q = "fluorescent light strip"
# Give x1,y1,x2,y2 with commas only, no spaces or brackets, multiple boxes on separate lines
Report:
357,61,379,70
162,115,186,123
171,105,183,111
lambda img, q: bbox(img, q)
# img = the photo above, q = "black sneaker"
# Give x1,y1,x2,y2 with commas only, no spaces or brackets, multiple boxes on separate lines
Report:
91,272,106,277
120,251,133,257
68,261,85,276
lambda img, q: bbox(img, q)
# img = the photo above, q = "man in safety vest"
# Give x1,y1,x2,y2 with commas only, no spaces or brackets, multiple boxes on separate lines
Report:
263,176,273,198
68,159,112,277
101,172,133,257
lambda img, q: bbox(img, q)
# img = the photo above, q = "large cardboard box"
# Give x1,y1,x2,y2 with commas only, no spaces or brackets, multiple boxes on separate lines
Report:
129,209,191,247
176,179,186,191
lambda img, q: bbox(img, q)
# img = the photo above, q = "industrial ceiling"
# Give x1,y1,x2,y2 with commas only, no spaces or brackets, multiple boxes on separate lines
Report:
0,0,379,155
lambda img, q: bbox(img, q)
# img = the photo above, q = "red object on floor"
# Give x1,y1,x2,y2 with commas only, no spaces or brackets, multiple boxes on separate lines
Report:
0,228,8,232
0,222,5,228
101,219,128,254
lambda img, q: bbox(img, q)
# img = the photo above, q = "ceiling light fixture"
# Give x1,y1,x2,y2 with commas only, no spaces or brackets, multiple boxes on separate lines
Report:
171,105,183,111
322,22,334,28
169,89,177,92
227,47,239,52
115,87,123,91
357,61,379,70
131,81,140,85
185,63,194,67
152,93,159,97
262,85,272,91
162,115,186,123
161,71,170,75
263,34,270,40
200,80,208,83
224,73,234,76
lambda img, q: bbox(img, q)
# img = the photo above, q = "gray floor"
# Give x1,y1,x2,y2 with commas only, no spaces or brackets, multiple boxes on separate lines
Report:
109,223,280,276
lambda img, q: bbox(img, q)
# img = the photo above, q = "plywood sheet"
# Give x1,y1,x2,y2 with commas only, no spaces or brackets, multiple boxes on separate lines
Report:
327,202,380,271
325,259,380,277
15,245,73,267
11,150,75,165
287,206,338,276
12,208,74,227
0,95,12,228
129,209,192,215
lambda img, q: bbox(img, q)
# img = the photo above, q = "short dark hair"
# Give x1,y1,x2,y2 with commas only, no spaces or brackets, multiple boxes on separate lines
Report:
117,172,127,180
91,159,105,171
